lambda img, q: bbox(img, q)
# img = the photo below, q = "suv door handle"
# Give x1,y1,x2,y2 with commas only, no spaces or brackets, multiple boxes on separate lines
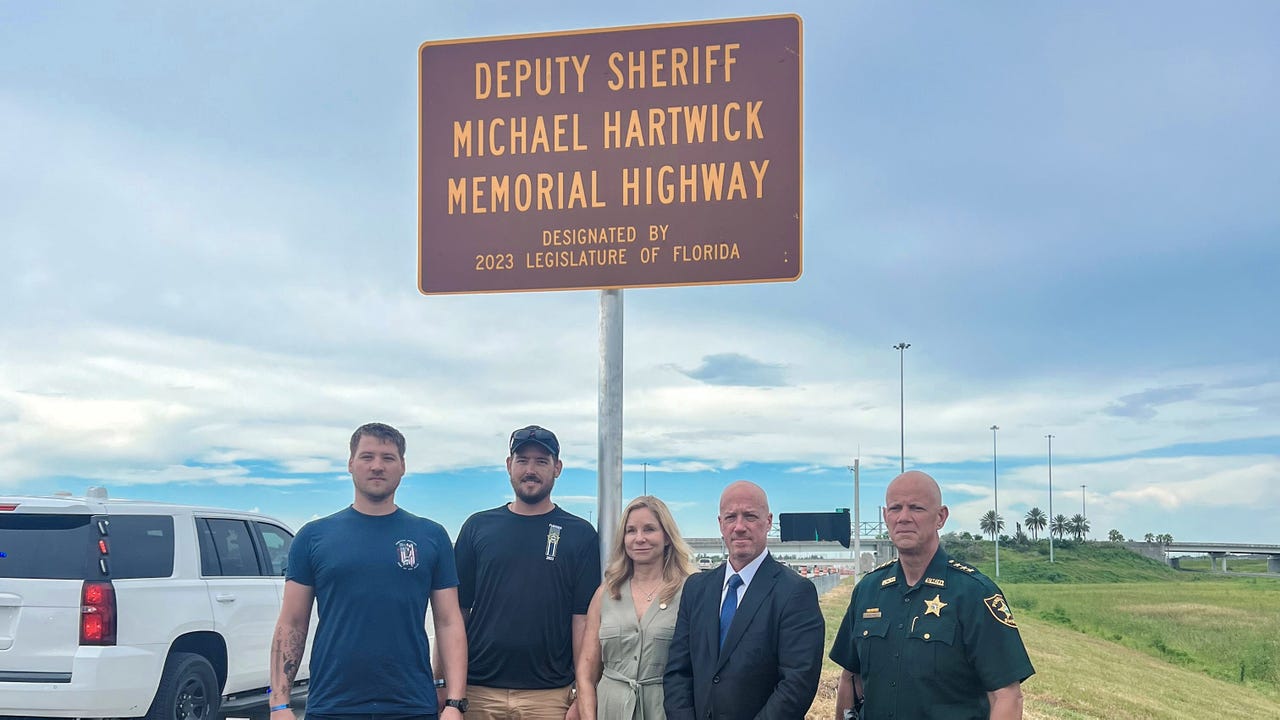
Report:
215,593,237,603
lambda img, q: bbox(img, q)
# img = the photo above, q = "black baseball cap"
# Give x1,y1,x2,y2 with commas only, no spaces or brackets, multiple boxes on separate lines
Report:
509,425,560,456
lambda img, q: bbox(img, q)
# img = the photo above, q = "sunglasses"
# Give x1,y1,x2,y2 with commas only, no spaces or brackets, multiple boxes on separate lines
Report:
509,426,559,455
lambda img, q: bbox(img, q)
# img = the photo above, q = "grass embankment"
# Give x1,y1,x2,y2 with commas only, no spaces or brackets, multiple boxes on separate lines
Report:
804,542,1280,719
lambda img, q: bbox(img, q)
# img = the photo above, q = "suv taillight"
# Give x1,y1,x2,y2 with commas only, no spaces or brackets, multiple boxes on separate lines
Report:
80,581,116,646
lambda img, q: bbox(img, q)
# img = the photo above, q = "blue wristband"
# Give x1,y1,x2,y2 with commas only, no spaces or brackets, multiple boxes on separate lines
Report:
270,704,290,711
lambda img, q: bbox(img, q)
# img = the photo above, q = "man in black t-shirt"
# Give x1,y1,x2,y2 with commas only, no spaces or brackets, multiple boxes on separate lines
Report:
455,425,601,720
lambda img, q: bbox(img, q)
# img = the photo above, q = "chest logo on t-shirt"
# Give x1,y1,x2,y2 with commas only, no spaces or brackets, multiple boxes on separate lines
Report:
545,523,563,561
396,539,419,570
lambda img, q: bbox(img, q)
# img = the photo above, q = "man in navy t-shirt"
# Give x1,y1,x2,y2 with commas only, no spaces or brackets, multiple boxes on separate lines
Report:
270,423,469,720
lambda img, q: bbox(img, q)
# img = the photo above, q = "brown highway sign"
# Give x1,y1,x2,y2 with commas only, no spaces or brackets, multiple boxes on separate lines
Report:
418,14,802,294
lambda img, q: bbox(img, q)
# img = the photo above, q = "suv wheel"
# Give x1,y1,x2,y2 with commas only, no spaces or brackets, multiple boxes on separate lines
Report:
145,652,221,720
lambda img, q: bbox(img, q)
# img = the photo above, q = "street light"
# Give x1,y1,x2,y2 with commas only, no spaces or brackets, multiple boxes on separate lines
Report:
1080,484,1087,539
849,459,861,582
991,424,1000,578
1046,434,1055,563
643,462,648,496
893,342,911,473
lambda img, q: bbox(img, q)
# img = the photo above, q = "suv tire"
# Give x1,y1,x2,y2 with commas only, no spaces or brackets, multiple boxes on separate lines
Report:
145,652,221,720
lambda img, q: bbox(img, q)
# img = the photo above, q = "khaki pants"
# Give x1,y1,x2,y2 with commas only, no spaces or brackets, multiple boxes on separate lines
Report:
465,685,573,720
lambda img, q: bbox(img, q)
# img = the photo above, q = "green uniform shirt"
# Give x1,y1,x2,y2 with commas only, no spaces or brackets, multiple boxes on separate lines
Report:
829,548,1034,719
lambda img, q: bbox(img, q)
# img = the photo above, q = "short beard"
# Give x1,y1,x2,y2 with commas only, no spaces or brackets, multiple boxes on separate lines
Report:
515,484,552,506
357,484,395,503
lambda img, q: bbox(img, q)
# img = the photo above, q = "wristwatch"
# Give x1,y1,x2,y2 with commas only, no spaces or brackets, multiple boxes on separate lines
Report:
444,698,468,713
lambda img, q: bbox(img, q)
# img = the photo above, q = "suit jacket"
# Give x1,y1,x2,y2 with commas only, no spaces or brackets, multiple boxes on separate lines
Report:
663,554,825,720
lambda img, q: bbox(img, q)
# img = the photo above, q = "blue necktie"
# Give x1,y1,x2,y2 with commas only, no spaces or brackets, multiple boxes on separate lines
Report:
719,573,743,647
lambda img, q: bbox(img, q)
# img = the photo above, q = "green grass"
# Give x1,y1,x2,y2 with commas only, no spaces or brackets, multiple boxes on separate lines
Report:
1013,580,1280,697
947,537,1185,583
952,539,1280,697
804,542,1280,719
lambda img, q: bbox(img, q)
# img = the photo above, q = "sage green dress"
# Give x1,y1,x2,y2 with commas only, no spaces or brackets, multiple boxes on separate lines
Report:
596,579,684,720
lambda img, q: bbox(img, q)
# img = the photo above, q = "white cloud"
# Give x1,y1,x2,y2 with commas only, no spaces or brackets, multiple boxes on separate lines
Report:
1,2,1276,546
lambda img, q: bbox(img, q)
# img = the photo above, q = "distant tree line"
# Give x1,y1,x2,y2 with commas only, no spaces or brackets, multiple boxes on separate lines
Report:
974,508,1175,546
980,507,1092,542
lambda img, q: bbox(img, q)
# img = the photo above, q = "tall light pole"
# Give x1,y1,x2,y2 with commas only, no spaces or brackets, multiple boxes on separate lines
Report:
1080,484,1087,539
893,342,910,473
849,459,861,583
991,424,1000,578
1046,434,1055,563
642,462,648,496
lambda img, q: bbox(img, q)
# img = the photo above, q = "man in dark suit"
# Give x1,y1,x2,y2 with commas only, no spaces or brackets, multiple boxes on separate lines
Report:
663,481,825,719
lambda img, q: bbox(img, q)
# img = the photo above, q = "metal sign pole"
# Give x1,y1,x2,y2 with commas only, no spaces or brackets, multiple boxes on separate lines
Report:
597,289,624,576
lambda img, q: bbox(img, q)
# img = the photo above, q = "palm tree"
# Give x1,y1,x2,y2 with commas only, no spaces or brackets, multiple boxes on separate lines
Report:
1050,514,1069,540
979,510,1004,541
1069,513,1090,541
1143,532,1155,543
1156,533,1173,544
1024,508,1047,541
1108,529,1124,542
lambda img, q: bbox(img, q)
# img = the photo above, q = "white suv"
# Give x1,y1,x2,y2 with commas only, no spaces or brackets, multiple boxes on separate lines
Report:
0,488,311,720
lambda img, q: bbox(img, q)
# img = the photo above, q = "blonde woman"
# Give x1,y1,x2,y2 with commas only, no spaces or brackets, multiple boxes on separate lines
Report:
577,496,694,720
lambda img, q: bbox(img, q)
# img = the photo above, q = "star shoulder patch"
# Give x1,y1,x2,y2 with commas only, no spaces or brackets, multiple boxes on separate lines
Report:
874,558,899,571
984,594,1018,628
948,559,976,573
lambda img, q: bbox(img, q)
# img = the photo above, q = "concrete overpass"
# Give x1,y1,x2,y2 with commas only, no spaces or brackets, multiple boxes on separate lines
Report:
1124,541,1280,572
1165,541,1280,572
686,536,896,570
688,538,1280,574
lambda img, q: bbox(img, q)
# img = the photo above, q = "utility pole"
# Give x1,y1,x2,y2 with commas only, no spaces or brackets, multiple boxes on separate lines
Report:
642,462,648,496
893,342,910,473
1081,484,1087,539
849,459,861,582
991,425,1000,578
1046,434,1055,563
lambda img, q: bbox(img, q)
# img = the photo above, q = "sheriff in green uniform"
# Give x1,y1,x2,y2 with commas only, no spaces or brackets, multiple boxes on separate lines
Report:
829,471,1034,720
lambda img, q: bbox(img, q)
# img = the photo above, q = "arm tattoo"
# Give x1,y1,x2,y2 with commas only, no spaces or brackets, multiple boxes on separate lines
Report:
272,626,307,690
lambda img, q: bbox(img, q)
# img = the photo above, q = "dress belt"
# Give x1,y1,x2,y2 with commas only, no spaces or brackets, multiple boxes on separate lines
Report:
601,666,663,720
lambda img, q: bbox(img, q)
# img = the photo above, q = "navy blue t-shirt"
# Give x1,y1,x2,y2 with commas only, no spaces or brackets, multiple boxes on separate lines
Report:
287,506,458,714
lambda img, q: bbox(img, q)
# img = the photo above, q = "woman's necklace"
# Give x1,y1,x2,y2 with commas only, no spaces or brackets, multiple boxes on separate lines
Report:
634,579,660,601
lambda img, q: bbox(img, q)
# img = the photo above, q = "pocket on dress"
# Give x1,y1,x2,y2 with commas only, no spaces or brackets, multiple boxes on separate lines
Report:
642,624,678,676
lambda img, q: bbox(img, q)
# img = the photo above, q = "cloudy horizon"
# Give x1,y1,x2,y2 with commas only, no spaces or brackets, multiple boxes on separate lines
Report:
2,1,1276,546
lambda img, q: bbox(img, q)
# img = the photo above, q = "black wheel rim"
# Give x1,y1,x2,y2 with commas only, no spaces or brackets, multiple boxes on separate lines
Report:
175,673,210,720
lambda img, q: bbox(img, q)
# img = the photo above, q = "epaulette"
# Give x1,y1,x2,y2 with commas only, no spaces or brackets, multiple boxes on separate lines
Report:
873,558,899,572
947,559,976,574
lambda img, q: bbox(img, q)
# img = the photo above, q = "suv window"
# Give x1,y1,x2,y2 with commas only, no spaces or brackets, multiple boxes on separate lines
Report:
108,515,175,579
200,519,260,577
255,522,292,576
0,514,177,580
0,513,93,579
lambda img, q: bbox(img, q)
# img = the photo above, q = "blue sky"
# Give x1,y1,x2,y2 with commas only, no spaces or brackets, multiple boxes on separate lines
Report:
1,1,1277,545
